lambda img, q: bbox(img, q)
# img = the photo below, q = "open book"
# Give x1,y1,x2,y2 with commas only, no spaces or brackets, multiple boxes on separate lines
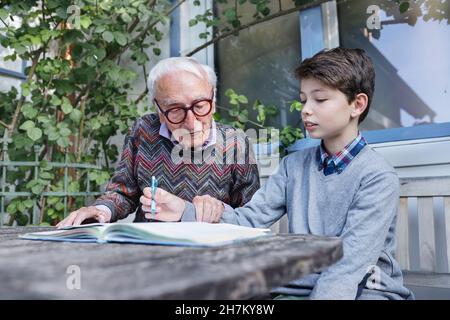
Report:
19,222,272,247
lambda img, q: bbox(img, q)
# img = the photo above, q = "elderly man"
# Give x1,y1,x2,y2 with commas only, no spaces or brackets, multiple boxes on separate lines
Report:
57,57,260,227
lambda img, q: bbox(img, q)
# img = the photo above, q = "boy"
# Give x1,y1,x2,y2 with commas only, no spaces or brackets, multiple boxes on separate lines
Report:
140,48,414,300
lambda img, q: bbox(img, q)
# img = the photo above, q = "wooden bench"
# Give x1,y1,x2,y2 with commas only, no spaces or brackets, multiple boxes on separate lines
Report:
268,175,450,299
396,176,450,299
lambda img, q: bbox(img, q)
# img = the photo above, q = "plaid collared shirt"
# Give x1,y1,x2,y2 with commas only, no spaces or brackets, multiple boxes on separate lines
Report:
317,133,367,176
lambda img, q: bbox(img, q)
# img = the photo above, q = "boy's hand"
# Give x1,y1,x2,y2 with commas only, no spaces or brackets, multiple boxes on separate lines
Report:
192,195,224,223
141,187,186,221
56,206,111,229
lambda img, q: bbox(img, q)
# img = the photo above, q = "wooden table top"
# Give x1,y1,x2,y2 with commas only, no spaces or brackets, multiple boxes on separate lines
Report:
0,226,342,299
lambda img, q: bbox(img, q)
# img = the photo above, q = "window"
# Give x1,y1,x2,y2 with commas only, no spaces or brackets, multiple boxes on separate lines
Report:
338,0,450,131
0,13,26,92
215,0,301,129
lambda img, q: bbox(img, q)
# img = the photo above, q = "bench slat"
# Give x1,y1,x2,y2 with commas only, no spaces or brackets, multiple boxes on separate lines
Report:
396,197,410,270
445,197,450,273
408,198,420,271
418,197,436,272
400,177,450,197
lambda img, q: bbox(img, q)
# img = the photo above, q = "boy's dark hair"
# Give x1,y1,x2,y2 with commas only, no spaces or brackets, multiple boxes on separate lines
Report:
295,47,375,123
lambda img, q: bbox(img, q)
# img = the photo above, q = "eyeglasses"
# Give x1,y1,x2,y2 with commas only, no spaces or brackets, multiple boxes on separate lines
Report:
154,90,214,124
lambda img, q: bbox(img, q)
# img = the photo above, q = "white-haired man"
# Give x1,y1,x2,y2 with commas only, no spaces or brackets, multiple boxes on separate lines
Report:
57,57,260,227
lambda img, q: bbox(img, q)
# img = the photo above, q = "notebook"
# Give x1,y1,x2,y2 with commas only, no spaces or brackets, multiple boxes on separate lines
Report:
19,222,272,247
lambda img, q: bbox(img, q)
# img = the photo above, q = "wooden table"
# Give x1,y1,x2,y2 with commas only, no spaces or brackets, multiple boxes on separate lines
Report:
0,227,342,299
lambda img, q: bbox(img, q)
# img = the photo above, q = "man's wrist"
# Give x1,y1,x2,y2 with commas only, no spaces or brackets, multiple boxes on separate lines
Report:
94,203,116,222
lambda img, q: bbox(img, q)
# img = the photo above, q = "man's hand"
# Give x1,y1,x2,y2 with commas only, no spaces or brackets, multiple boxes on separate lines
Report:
141,187,186,221
56,206,111,229
192,195,224,223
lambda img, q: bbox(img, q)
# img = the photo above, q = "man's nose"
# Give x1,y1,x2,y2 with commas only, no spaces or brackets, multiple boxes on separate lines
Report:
184,109,197,130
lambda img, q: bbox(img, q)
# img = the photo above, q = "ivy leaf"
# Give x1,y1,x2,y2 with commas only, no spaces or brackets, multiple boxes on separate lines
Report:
14,43,27,55
20,83,30,96
6,202,17,214
17,202,26,213
94,48,106,61
237,95,248,104
189,19,198,27
90,118,101,130
69,109,83,124
229,109,239,117
47,197,59,205
23,199,34,209
237,111,248,123
0,8,9,20
54,80,78,94
57,136,69,148
40,160,53,171
37,116,50,123
80,16,92,29
120,12,132,23
290,100,303,112
399,2,410,13
61,98,73,114
50,95,62,106
47,131,60,141
21,103,38,119
59,128,71,137
94,25,106,34
225,89,235,96
68,181,80,193
153,47,161,56
27,127,42,141
102,31,114,43
13,133,33,148
40,172,54,180
132,51,149,65
114,32,127,46
31,183,45,195
19,120,35,131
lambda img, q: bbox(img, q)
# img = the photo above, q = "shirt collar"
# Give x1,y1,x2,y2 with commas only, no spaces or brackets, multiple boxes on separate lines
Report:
159,120,217,150
317,132,367,175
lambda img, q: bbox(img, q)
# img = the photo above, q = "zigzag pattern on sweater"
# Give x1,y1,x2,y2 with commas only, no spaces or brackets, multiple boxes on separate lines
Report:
94,113,260,222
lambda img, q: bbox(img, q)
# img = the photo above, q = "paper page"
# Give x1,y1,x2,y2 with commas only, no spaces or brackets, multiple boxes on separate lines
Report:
105,222,271,245
20,224,106,240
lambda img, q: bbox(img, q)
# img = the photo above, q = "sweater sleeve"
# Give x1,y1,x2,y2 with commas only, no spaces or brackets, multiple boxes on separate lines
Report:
218,156,289,228
93,119,141,222
229,136,260,207
310,171,400,300
180,156,287,226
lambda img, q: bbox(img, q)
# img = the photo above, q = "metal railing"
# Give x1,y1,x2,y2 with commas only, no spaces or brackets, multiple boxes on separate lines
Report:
0,130,103,226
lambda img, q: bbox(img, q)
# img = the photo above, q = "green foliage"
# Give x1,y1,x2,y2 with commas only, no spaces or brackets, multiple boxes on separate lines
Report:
0,0,168,225
215,89,304,155
399,2,410,14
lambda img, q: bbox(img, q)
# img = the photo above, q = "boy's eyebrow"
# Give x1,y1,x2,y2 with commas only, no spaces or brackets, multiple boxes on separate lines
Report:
300,89,326,95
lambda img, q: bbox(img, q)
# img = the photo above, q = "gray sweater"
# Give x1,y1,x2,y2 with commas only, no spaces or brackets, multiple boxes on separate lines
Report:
183,145,414,299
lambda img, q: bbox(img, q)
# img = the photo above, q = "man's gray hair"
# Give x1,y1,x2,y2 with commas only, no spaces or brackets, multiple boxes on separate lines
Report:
148,57,217,98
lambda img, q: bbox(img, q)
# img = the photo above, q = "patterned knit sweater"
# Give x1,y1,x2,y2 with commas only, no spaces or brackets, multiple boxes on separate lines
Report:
94,113,260,222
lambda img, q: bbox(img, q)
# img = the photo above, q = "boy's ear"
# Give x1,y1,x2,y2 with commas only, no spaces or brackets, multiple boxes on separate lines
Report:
350,93,368,120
